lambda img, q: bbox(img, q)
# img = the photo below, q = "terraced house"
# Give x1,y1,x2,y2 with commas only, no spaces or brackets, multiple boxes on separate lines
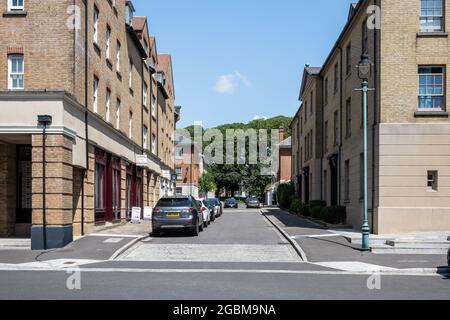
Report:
291,0,450,234
0,0,180,249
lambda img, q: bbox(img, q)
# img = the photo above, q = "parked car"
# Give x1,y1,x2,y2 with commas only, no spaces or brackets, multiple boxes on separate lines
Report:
246,197,261,209
205,198,221,221
197,199,211,228
447,245,450,267
152,196,204,237
224,198,239,209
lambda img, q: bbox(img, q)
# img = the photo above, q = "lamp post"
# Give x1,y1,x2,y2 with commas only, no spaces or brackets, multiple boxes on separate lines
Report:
37,115,52,250
356,54,374,251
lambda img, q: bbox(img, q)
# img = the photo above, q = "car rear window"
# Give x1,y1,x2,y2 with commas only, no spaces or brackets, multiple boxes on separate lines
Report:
205,199,216,206
156,198,191,207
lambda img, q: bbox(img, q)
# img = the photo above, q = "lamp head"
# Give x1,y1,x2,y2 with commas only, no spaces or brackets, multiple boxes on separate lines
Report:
357,54,372,80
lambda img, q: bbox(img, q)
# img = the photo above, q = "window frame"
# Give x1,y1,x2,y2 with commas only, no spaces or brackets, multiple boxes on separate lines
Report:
105,87,111,122
420,0,445,33
346,43,352,75
345,97,352,138
93,75,99,113
93,5,99,44
8,54,24,90
418,65,446,111
8,0,24,11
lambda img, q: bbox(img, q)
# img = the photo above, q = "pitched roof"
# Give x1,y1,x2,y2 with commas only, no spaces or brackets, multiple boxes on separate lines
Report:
157,54,171,73
299,65,321,100
279,136,292,148
132,16,147,32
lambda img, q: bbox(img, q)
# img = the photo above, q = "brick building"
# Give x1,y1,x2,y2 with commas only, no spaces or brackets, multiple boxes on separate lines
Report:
0,0,179,249
174,134,204,199
291,0,450,234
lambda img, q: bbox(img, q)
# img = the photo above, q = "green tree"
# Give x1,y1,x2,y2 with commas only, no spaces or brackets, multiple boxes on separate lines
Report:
198,171,217,195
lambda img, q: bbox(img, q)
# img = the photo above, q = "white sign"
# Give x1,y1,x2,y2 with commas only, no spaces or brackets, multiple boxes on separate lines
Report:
136,154,148,167
143,207,153,221
131,207,141,224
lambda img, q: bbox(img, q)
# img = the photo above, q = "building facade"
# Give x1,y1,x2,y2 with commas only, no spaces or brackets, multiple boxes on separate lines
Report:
0,0,179,249
292,0,450,234
174,135,204,199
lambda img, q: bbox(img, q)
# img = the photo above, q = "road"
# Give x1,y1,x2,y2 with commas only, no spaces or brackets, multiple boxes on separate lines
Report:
0,206,449,300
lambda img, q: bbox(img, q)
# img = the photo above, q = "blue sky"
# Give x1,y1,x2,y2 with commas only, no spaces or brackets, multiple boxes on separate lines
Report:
133,0,355,128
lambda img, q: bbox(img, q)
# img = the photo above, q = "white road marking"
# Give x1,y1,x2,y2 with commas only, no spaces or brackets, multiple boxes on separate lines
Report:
0,264,445,277
291,234,341,239
103,238,124,244
314,261,398,273
88,234,142,238
13,259,101,269
119,243,302,263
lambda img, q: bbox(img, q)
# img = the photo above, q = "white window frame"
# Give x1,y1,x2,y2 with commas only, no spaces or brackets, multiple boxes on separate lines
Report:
8,55,24,90
151,94,156,116
106,25,111,60
8,0,24,11
129,59,133,88
93,76,99,113
128,111,133,139
143,126,148,150
143,82,148,107
116,99,121,130
116,41,121,72
93,6,99,44
151,134,156,154
418,66,445,111
106,88,111,122
420,0,444,32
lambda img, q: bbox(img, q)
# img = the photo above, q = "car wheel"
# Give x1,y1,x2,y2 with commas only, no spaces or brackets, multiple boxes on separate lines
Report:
152,229,160,237
447,249,450,267
199,219,204,232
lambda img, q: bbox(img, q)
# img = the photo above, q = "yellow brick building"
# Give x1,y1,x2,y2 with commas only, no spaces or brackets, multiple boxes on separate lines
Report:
292,0,450,234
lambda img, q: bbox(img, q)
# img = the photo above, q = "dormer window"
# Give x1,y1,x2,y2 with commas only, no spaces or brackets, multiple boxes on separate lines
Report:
125,1,135,26
8,0,24,11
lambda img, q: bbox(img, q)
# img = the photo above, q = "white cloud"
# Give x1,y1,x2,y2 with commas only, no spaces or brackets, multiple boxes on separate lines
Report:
252,115,268,121
214,71,253,94
214,74,236,94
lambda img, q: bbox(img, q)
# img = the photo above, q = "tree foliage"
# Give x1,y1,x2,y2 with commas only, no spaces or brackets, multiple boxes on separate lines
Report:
183,115,293,199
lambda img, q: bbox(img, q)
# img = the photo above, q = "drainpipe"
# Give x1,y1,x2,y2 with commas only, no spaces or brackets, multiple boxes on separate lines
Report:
371,0,379,233
141,58,145,213
338,46,343,205
81,0,89,236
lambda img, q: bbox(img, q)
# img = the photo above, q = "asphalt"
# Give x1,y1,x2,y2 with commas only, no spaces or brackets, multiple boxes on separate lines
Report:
0,206,449,300
0,270,448,300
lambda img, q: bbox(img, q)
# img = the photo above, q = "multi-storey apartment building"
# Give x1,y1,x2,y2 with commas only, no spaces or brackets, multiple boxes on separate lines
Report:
292,0,450,234
0,0,179,249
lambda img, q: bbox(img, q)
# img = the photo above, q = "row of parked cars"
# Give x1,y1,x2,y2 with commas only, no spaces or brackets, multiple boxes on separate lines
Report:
152,196,223,237
224,197,262,209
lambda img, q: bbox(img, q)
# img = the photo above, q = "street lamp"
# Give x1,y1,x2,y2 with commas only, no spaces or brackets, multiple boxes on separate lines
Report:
37,115,52,250
356,54,373,251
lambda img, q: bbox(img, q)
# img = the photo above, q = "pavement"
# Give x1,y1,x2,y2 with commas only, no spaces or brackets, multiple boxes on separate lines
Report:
0,206,449,300
262,208,449,273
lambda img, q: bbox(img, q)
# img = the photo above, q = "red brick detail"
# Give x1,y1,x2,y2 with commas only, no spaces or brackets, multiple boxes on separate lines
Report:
7,46,24,54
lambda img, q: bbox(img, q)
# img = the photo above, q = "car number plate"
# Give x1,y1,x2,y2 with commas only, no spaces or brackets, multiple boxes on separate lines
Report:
167,212,180,217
